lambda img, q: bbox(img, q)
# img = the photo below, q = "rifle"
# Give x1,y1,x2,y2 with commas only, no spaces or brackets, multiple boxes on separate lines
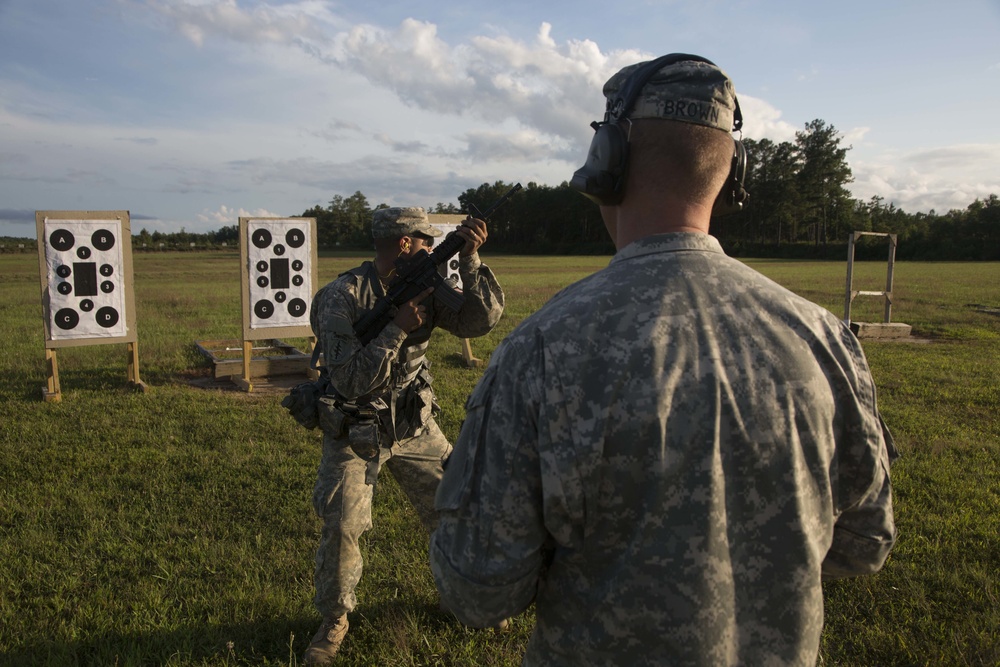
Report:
353,183,522,345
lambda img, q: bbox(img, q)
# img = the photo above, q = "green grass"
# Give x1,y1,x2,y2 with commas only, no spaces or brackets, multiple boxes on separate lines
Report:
1,253,998,666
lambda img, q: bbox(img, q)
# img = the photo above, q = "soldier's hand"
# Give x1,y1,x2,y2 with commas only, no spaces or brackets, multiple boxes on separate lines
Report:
456,217,488,257
393,287,434,333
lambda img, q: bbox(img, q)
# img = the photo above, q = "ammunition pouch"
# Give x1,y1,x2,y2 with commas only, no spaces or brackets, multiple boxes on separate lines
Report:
394,367,439,441
316,397,384,461
317,396,346,436
342,402,383,461
283,361,437,455
280,345,331,430
280,376,331,430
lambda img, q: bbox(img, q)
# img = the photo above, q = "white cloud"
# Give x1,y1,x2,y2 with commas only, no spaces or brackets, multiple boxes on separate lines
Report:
197,204,282,225
134,3,646,145
307,119,365,143
738,95,798,142
850,143,1000,213
461,129,575,162
328,18,643,144
140,0,336,47
907,144,998,170
372,132,432,154
842,126,871,146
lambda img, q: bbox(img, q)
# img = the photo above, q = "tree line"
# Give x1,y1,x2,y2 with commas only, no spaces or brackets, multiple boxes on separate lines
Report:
296,118,997,261
719,119,999,260
92,117,995,260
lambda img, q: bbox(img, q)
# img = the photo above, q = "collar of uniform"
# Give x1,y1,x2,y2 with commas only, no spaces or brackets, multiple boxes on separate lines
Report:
357,260,389,296
610,232,724,265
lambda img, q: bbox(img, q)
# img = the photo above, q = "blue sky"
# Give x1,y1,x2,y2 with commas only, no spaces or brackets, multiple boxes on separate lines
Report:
1,0,998,237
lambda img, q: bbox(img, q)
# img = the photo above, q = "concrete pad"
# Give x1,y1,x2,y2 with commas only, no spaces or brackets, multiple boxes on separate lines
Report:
849,322,913,340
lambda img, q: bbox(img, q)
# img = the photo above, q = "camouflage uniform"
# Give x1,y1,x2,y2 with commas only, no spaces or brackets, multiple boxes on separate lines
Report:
431,233,896,666
310,239,504,620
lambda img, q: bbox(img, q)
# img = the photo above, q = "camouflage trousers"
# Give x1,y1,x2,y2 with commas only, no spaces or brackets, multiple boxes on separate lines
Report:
312,418,452,618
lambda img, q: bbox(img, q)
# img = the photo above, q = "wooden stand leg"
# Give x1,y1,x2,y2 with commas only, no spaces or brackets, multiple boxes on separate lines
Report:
306,337,319,380
461,338,482,368
42,348,62,403
234,339,254,392
127,341,150,393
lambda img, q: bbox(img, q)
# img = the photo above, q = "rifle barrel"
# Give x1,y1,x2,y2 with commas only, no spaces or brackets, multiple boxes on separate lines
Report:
472,183,522,220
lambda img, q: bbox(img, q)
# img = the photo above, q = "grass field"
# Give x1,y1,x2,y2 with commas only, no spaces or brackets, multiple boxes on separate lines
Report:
1,251,998,666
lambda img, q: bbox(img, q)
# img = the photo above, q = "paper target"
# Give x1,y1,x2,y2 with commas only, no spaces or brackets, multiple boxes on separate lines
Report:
245,218,313,329
430,221,465,289
43,219,128,340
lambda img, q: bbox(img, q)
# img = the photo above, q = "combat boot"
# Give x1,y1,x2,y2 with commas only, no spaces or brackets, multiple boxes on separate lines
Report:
303,614,349,665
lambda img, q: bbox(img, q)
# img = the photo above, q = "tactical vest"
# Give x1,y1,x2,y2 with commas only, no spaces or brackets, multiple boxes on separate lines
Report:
339,263,437,441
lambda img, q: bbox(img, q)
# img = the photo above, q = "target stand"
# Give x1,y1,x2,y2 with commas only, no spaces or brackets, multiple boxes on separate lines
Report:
236,216,319,392
36,210,148,402
844,232,912,340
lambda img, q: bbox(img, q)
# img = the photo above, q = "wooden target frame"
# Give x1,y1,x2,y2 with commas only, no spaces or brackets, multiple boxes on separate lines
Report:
237,216,319,391
36,210,147,402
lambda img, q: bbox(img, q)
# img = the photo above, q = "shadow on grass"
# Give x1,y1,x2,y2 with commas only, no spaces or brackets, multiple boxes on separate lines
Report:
439,353,485,370
2,603,518,667
0,369,49,402
0,367,150,403
335,598,524,665
967,303,1000,318
1,614,320,667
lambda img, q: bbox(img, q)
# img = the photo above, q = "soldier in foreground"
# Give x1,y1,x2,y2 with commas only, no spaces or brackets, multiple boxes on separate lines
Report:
304,207,504,665
431,54,897,665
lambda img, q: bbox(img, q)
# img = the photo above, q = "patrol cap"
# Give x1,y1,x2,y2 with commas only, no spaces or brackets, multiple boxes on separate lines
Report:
371,207,444,240
603,57,738,133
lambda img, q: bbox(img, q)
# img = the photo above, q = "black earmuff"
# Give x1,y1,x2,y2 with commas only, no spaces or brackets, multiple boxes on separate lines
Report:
570,53,749,216
712,135,749,217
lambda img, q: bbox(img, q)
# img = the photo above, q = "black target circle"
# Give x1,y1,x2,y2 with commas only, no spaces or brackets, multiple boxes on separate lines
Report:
54,308,80,330
273,244,285,256
286,229,305,248
56,265,72,278
80,299,94,312
252,229,272,249
96,307,120,328
287,298,307,317
100,264,114,277
291,259,303,271
257,276,269,288
254,299,274,319
50,230,75,252
77,246,92,260
91,230,115,251
57,282,73,295
292,275,304,287
256,260,268,272
101,281,115,293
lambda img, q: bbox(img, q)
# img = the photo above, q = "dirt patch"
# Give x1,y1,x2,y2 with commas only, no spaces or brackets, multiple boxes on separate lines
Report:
187,374,305,394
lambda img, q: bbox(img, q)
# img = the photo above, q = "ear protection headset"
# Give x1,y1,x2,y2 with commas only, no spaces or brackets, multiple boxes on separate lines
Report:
570,53,748,216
